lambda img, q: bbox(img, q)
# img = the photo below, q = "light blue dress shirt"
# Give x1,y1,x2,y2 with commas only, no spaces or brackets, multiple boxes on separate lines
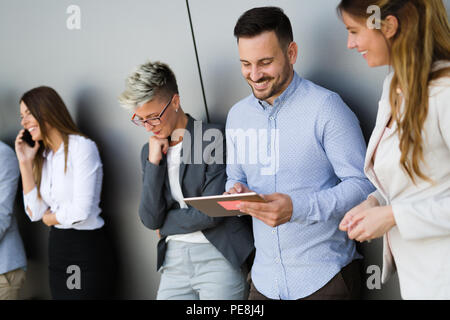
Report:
225,72,375,299
0,141,27,275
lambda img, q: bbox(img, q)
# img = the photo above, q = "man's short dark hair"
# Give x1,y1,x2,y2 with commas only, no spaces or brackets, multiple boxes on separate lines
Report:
234,6,293,49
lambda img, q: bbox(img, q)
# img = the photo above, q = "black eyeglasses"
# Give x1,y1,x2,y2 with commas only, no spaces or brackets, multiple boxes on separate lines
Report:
131,96,173,127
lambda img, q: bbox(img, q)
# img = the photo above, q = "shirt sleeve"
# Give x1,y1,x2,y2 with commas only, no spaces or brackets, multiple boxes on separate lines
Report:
138,143,169,230
368,190,387,206
392,196,450,240
291,93,376,223
53,139,102,226
0,145,20,240
23,187,49,222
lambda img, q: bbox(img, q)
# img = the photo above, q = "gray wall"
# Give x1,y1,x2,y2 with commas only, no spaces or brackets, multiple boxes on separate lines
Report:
1,0,448,300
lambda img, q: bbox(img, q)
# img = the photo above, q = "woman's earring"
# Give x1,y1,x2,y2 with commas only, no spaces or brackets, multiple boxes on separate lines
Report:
176,109,178,113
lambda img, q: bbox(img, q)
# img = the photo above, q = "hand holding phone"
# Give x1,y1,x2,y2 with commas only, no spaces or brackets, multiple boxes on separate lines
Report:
15,129,39,164
21,129,35,147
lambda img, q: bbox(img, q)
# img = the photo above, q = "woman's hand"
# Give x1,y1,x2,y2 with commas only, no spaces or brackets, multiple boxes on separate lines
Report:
346,206,396,242
42,210,59,227
148,136,169,165
15,130,39,194
15,129,39,164
339,196,379,232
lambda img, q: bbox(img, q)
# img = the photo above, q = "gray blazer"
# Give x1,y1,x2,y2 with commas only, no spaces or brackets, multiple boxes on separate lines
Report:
139,115,254,271
0,141,26,275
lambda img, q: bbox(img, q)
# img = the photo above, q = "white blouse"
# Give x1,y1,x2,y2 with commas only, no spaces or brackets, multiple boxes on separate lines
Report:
23,134,104,230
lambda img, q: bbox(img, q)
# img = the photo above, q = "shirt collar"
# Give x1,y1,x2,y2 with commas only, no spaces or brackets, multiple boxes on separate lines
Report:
256,71,302,110
43,142,64,158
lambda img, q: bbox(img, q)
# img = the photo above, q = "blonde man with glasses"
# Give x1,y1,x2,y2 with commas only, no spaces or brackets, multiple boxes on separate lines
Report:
119,61,254,300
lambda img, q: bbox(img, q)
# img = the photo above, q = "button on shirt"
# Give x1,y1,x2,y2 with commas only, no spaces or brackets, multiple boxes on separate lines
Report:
23,135,104,230
225,72,375,299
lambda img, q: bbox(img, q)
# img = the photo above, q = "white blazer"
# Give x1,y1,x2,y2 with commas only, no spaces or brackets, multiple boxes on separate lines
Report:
364,62,450,299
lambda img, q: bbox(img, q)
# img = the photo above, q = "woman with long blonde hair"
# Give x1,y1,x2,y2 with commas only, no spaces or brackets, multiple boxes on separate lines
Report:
337,0,450,299
15,86,114,299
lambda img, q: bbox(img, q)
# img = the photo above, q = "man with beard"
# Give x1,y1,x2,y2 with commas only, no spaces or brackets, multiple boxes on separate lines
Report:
225,7,374,300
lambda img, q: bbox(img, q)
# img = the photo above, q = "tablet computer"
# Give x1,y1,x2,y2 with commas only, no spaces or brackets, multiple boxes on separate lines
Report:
183,192,266,217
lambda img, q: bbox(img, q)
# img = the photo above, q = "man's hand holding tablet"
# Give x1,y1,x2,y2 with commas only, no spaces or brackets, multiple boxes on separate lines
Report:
183,190,266,218
224,183,293,227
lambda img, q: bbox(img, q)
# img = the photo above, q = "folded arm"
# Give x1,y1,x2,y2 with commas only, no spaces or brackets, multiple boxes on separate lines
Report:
160,133,227,237
159,162,227,237
138,144,168,230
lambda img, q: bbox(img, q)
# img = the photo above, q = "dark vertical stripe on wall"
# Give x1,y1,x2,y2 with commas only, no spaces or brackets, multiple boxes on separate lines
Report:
186,0,210,123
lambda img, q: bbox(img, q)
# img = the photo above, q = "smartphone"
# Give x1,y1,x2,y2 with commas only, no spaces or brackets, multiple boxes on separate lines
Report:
21,129,35,147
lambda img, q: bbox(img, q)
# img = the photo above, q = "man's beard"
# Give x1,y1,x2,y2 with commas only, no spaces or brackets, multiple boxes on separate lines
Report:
250,77,275,101
249,65,292,103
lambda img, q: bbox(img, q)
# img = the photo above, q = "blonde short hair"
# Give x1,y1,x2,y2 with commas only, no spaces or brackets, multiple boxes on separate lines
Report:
118,60,178,110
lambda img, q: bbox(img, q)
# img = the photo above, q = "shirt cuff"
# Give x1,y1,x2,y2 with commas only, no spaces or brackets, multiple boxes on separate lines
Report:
391,203,410,240
368,190,387,206
391,202,431,241
144,158,167,180
54,207,67,226
23,187,46,222
54,205,88,227
290,192,311,223
225,180,234,193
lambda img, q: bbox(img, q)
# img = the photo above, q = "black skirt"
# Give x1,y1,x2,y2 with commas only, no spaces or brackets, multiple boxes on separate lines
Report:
48,226,114,300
